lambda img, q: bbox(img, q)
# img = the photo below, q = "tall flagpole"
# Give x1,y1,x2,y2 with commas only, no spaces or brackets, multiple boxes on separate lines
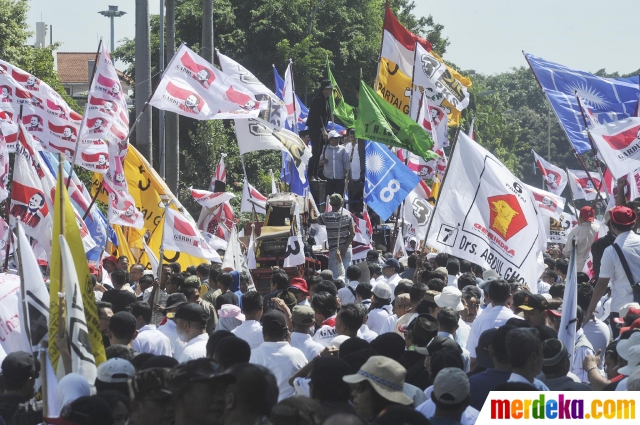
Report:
150,200,170,325
16,225,33,351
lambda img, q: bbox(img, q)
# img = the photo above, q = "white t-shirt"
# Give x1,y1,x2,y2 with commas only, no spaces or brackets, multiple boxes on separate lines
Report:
366,305,393,335
337,281,359,306
600,231,640,312
582,318,610,370
290,332,324,361
178,333,209,363
467,305,522,357
231,320,264,349
417,386,480,425
132,324,172,356
250,341,308,401
158,319,185,359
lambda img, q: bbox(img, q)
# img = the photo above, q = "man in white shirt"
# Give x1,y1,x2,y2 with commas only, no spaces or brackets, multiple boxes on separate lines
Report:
158,293,188,359
366,283,393,335
380,259,401,294
586,206,640,339
231,290,264,349
368,262,384,286
250,310,307,401
130,301,172,356
563,206,599,272
338,265,362,306
175,303,210,363
446,258,460,287
356,282,373,310
434,286,470,349
289,305,324,361
467,279,521,368
311,291,339,346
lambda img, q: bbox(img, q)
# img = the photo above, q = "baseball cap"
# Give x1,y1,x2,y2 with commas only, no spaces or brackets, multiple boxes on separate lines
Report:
88,264,99,276
610,206,637,226
288,277,309,294
580,206,595,223
614,304,640,324
476,328,498,369
165,293,188,310
1,351,39,382
261,309,288,333
175,303,208,323
327,130,342,139
291,305,315,326
343,356,413,405
519,294,549,311
96,358,135,383
103,256,118,266
432,367,469,406
171,358,236,390
129,367,173,400
329,193,343,205
45,396,113,425
372,283,392,300
384,258,400,271
434,287,464,311
620,318,640,336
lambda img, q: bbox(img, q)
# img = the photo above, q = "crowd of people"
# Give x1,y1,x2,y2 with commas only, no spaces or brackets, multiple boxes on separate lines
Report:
1,202,640,425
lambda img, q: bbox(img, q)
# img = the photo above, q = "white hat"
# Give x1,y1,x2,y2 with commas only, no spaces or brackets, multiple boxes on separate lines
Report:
434,286,464,311
372,283,393,300
327,130,342,139
343,356,413,405
433,367,470,405
329,335,350,348
619,302,640,317
483,269,500,281
97,358,135,383
619,346,640,375
617,332,640,361
426,253,437,260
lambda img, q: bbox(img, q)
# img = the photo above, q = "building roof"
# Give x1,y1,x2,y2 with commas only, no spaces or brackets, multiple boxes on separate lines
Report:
57,52,132,85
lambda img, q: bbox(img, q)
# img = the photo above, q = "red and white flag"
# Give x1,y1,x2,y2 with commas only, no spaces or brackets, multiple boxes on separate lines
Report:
103,180,144,229
0,127,9,202
532,150,568,196
526,184,565,219
210,153,227,191
417,91,448,150
567,168,604,201
603,168,640,206
190,187,235,209
240,177,267,214
164,208,221,261
589,118,640,180
282,60,300,130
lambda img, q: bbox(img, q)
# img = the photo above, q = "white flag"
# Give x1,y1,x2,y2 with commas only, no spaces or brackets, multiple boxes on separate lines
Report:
567,169,605,201
141,238,159,279
16,223,50,353
589,117,640,180
221,225,242,271
59,235,97,384
403,181,434,242
240,177,267,214
416,91,448,150
283,205,305,268
559,240,578,364
234,118,311,184
103,180,145,229
190,187,235,209
247,224,257,270
525,184,565,219
532,150,568,195
164,208,221,262
270,169,278,194
282,61,300,130
426,132,545,286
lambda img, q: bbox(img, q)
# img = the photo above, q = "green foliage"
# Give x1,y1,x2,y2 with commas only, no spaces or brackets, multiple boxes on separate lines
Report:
0,0,31,65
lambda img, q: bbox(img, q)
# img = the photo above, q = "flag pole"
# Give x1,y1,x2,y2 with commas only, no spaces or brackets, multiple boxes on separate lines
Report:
57,155,67,344
39,340,49,419
67,38,103,189
150,201,169,325
414,126,461,282
16,225,33,352
373,1,389,91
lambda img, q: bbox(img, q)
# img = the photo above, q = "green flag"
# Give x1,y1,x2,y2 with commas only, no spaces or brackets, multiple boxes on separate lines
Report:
327,58,355,128
356,80,438,160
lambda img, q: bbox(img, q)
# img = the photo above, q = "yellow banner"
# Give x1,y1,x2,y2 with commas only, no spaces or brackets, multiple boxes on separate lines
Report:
50,165,107,373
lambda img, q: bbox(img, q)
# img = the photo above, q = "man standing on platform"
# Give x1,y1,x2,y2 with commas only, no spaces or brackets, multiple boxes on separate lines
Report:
319,131,350,197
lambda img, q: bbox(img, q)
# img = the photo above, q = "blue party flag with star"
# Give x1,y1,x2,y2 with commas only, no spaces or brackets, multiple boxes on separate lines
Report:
525,53,639,154
364,141,421,221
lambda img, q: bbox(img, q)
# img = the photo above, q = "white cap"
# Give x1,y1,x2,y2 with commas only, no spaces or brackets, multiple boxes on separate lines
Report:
434,286,465,311
619,302,640,317
327,130,342,139
97,358,135,383
372,283,393,300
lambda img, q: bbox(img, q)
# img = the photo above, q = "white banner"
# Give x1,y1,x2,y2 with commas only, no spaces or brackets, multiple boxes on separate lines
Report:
532,150,568,196
525,184,565,219
589,117,640,180
426,133,545,285
567,168,605,201
164,208,221,262
190,187,235,209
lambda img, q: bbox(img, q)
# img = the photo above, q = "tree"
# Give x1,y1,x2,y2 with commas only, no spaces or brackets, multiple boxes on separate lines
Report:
0,0,31,65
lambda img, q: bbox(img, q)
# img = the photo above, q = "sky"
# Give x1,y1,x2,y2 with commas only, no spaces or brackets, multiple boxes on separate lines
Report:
27,0,640,76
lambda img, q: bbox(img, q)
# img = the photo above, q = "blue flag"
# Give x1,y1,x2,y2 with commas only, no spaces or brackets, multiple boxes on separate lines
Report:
364,141,420,221
525,53,639,154
273,66,308,132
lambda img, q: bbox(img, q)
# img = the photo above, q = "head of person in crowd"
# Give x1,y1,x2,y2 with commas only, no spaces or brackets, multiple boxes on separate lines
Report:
208,267,220,291
425,277,445,293
316,280,338,298
456,272,476,291
307,275,323,298
488,279,511,307
541,270,558,286
291,305,316,335
128,301,154,330
213,337,251,371
288,277,310,303
310,357,352,407
437,307,461,337
435,286,465,315
1,351,39,402
108,311,138,347
541,339,573,380
343,356,413,421
603,341,626,380
261,310,289,342
138,274,154,295
407,254,418,270
461,286,482,324
270,396,324,425
311,291,338,325
319,269,334,282
129,264,144,284
105,345,135,362
277,289,298,312
45,396,113,425
175,303,208,343
336,303,366,337
392,293,412,318
431,368,471,422
609,205,638,235
168,262,181,274
394,279,413,297
446,258,460,276
103,256,118,274
216,272,234,293
382,258,400,279
165,273,184,295
366,249,379,263
242,290,264,322
205,330,235,358
409,282,427,308
117,255,130,271
56,373,91,414
368,262,382,281
370,283,392,310
222,363,279,425
95,390,130,425
519,294,549,326
554,259,568,281
488,324,515,370
424,336,464,379
435,253,449,268
506,327,544,382
346,265,361,284
171,358,236,425
405,314,439,352
95,358,136,396
549,282,565,300
196,263,211,282
130,353,155,371
110,269,127,290
128,368,174,425
97,301,114,332
355,282,373,303
415,291,440,317
371,333,406,364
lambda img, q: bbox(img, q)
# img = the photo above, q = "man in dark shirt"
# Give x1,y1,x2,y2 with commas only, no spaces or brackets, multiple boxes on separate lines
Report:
0,352,41,425
306,79,331,181
101,269,137,313
262,270,290,310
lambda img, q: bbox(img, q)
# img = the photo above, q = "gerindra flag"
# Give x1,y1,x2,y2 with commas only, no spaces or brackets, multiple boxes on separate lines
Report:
589,117,640,179
364,141,421,222
240,177,267,214
525,184,565,219
356,80,438,161
164,207,221,262
532,150,567,195
190,187,235,209
524,53,639,154
327,58,355,128
567,168,604,201
426,133,546,286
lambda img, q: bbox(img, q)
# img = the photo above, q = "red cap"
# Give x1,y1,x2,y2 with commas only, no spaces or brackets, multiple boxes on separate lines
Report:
88,264,99,276
546,309,562,318
288,277,309,294
610,206,637,227
620,317,640,335
103,256,118,265
580,206,595,223
37,259,48,267
613,307,640,324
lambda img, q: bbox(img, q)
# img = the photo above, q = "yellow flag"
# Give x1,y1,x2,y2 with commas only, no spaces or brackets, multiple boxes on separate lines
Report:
431,177,441,203
50,163,106,372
